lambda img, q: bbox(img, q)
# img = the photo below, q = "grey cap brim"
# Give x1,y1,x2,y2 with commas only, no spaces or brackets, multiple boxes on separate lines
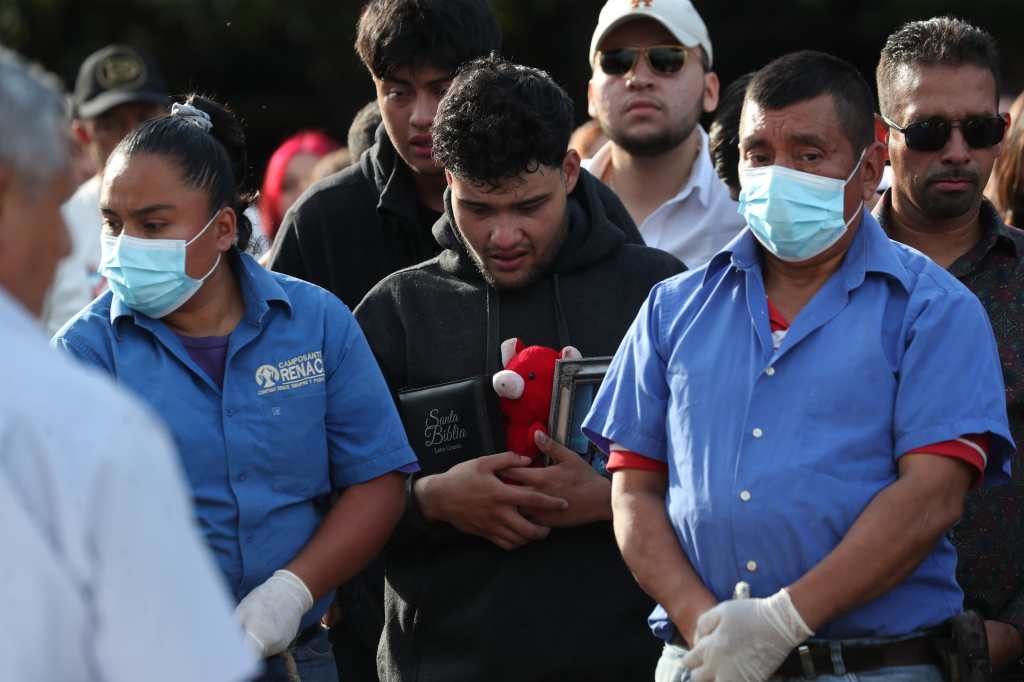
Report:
76,90,169,119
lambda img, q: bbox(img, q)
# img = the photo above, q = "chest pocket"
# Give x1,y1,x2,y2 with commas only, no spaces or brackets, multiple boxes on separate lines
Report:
260,386,330,498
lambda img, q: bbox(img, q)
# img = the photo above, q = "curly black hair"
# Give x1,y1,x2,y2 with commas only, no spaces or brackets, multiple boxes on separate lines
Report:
431,54,574,190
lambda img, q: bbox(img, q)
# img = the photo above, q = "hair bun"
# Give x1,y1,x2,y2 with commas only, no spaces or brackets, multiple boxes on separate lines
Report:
170,102,213,132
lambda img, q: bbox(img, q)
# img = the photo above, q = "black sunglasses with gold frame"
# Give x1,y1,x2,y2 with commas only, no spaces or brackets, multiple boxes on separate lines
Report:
597,45,688,77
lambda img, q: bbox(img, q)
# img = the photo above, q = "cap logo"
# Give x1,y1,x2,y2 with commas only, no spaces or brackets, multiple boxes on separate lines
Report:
96,54,146,90
630,0,653,7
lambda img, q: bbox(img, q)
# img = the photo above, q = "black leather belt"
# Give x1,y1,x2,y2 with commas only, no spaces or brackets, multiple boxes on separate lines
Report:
775,636,940,678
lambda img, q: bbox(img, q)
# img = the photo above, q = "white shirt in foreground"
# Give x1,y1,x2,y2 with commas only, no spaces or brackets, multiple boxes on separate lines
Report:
0,289,259,682
583,127,745,269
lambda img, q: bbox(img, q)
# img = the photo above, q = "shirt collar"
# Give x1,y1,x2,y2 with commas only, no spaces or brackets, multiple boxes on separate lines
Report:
588,127,713,209
876,188,1019,268
111,250,292,327
705,208,912,293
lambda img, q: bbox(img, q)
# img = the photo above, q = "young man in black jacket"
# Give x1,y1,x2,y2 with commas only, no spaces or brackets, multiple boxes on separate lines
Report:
268,0,643,309
269,9,500,673
266,0,500,307
356,55,683,682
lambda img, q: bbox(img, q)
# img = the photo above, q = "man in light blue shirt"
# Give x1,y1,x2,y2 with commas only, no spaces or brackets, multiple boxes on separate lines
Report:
585,51,1014,682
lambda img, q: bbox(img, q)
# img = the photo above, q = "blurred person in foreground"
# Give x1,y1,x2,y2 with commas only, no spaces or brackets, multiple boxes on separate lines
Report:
585,0,743,268
54,94,417,682
586,50,1013,682
42,45,169,335
0,45,257,682
356,54,682,682
874,17,1024,678
259,130,339,241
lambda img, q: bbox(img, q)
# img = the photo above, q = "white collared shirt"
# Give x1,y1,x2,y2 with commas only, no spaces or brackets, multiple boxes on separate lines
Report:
42,175,103,336
0,290,258,682
583,127,746,269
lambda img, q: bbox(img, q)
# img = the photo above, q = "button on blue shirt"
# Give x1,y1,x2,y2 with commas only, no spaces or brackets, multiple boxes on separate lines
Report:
584,213,1014,641
54,252,417,629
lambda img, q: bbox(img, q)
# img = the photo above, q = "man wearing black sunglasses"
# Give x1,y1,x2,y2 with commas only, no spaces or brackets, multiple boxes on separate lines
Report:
875,17,1024,679
584,0,743,269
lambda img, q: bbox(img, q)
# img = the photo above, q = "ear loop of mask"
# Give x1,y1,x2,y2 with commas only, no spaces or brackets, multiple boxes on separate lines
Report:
844,147,869,225
189,208,224,281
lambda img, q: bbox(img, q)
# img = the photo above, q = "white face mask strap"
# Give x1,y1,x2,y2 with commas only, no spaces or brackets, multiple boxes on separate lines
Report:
198,251,222,282
188,208,224,283
185,208,222,247
844,201,864,230
841,148,868,228
846,148,868,184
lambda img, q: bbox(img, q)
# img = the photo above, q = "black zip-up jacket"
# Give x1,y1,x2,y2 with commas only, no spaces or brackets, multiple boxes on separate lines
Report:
355,169,684,682
268,125,645,309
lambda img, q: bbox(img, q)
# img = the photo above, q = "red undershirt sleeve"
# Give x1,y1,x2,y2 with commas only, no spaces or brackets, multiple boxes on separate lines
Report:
905,434,989,487
607,449,669,474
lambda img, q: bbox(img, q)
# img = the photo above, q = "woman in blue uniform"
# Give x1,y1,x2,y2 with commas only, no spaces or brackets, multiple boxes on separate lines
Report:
54,95,417,682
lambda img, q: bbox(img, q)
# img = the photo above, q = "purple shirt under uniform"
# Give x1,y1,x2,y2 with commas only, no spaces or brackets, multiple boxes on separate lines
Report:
175,333,229,388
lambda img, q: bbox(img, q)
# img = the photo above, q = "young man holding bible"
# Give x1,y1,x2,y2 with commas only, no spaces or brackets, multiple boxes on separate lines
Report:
355,55,683,681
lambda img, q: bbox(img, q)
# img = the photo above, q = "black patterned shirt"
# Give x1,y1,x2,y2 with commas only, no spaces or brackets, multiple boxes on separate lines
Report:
876,194,1024,644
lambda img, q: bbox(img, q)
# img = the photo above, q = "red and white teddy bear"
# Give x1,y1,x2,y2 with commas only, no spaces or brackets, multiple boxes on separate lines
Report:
491,337,581,461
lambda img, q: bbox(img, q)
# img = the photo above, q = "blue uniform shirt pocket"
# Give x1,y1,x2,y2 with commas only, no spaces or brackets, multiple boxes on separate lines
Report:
260,386,330,498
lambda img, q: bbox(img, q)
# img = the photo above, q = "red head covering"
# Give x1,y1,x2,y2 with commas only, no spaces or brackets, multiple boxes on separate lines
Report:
259,130,338,239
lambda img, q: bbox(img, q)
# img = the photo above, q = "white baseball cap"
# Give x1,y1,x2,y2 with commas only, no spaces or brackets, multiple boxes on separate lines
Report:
589,0,714,69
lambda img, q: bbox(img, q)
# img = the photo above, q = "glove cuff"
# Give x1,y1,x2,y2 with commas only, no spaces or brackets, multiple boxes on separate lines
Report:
273,569,315,612
767,588,814,646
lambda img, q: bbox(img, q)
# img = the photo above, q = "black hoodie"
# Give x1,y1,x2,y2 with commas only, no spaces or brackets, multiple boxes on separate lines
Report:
355,170,684,682
268,125,645,309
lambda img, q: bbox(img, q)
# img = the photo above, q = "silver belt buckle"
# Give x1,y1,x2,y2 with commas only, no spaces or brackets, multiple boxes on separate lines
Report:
798,644,817,679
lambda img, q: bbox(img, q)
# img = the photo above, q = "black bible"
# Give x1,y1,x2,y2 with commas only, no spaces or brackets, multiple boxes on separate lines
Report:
397,376,505,476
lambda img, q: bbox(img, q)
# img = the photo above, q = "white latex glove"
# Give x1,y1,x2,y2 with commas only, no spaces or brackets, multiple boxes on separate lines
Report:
682,588,813,682
235,569,314,658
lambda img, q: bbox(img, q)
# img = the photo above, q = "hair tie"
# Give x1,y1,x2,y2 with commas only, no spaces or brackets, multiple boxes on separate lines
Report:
170,102,213,132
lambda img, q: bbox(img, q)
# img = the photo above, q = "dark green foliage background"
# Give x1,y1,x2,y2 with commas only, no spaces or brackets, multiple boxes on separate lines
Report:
4,0,1021,180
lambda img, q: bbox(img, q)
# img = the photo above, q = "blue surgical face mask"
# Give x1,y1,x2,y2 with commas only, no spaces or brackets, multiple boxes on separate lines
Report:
100,210,222,319
738,150,866,262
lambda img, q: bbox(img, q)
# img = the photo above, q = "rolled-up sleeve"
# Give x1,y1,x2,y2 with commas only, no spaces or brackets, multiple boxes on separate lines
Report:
583,284,670,461
894,285,1015,485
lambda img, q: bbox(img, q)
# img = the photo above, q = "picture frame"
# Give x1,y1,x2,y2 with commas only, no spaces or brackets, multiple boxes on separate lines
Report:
547,356,613,474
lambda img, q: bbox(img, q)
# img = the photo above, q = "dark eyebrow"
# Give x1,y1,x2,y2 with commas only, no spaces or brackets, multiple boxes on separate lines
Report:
787,132,830,149
382,77,412,87
740,132,831,151
739,133,768,150
456,197,493,210
100,203,176,217
515,192,551,207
